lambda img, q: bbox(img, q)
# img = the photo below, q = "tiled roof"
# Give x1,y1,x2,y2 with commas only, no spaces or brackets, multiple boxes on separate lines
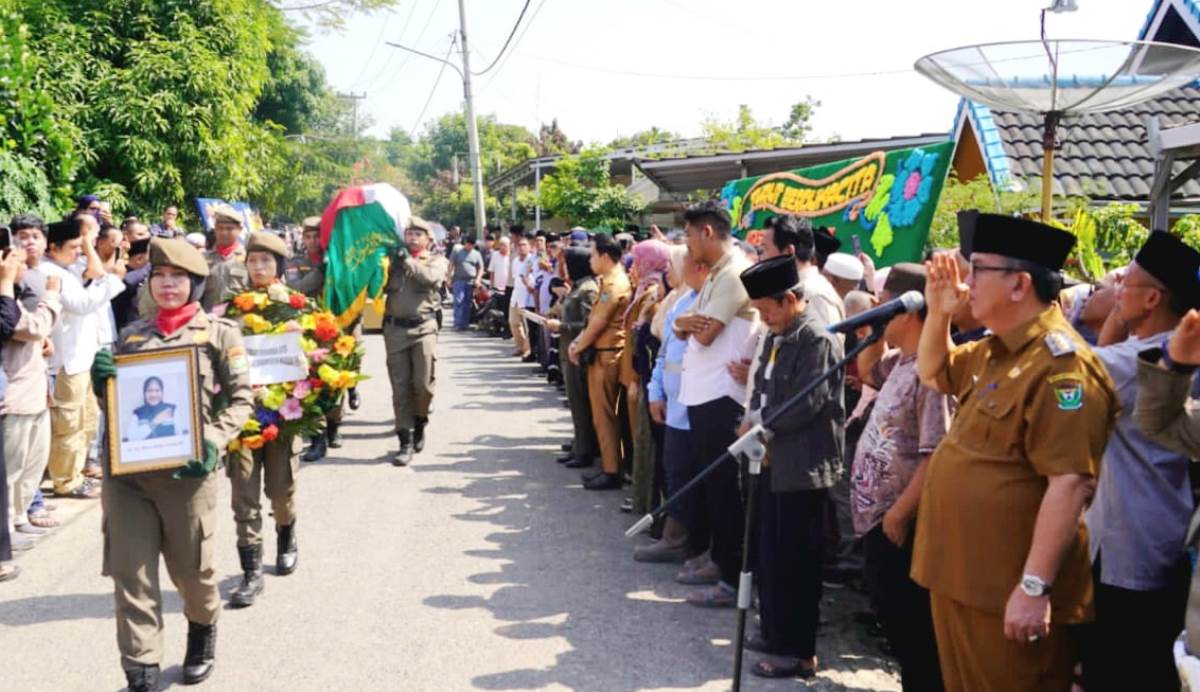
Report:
985,86,1200,202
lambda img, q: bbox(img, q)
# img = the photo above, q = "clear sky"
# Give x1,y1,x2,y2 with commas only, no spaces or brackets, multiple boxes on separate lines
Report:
302,0,1154,146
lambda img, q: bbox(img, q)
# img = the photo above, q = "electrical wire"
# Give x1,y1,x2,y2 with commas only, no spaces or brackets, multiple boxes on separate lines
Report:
471,0,532,76
364,0,441,92
478,0,546,92
514,53,913,82
350,8,394,89
410,36,458,139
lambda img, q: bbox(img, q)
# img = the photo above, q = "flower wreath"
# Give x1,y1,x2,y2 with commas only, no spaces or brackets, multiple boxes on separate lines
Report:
221,282,364,452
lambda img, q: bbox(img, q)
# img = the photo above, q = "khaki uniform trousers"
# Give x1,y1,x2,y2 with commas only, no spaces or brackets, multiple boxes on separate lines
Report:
4,411,51,527
229,436,298,547
384,323,437,430
508,299,530,355
560,347,597,460
102,471,219,668
48,368,99,495
586,351,622,474
930,591,1075,692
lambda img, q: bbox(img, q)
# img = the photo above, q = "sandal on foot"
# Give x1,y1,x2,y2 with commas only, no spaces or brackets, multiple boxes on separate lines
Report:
685,583,736,608
744,635,781,655
750,656,816,679
0,564,21,582
28,512,60,529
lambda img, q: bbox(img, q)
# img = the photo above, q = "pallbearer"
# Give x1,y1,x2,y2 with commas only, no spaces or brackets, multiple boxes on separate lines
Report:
93,238,253,691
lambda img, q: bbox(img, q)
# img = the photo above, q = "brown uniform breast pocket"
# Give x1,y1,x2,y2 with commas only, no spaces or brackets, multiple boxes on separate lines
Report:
975,395,1019,454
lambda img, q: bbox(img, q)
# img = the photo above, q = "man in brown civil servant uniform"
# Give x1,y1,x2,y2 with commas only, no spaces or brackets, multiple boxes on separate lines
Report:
913,213,1119,691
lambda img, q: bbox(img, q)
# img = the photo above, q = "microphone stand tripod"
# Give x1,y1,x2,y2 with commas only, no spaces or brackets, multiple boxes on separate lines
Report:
624,325,884,691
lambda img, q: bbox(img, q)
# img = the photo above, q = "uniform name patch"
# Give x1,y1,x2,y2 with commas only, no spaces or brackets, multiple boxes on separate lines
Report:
227,345,248,374
1053,381,1084,410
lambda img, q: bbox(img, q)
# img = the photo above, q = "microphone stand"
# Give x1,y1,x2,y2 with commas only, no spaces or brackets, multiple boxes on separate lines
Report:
624,324,885,691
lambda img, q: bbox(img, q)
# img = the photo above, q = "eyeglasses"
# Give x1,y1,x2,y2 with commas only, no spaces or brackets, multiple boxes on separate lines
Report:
1119,281,1162,292
969,262,1018,275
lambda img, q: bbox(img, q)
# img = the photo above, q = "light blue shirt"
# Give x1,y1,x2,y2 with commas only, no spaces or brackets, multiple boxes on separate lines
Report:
647,289,697,431
1086,331,1194,590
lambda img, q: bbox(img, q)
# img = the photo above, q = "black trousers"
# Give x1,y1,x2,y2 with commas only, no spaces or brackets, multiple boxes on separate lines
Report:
686,396,745,586
0,423,10,562
1083,552,1190,692
863,524,943,692
757,481,825,659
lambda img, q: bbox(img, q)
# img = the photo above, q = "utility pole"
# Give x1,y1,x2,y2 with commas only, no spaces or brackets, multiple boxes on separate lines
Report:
456,0,487,234
338,91,367,140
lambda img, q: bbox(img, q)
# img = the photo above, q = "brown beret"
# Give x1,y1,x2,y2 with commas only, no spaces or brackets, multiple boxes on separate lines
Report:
883,262,926,297
245,231,291,259
210,204,243,226
150,238,209,277
407,216,433,234
302,216,322,230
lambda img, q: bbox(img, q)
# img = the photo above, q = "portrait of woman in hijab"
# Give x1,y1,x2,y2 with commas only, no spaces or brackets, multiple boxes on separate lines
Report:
126,376,176,440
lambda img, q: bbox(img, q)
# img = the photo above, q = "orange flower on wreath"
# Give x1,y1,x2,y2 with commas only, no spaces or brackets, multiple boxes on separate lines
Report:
233,293,257,312
261,424,280,443
313,313,339,342
333,335,356,357
288,293,307,309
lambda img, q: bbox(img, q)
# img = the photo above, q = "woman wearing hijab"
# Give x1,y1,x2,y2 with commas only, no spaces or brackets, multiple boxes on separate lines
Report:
126,377,176,440
546,246,600,468
619,240,670,515
91,238,254,691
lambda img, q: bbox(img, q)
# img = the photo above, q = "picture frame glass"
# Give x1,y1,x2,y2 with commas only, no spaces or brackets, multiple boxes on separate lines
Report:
107,346,203,476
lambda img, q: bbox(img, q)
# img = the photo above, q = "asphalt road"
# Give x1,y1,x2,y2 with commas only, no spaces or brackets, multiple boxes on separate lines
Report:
0,329,900,691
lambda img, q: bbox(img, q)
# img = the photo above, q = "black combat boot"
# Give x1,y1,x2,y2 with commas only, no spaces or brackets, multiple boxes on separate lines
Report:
276,521,298,576
347,387,361,410
327,420,342,449
182,621,216,685
124,664,161,692
393,430,414,467
413,417,428,453
301,434,326,462
229,545,263,608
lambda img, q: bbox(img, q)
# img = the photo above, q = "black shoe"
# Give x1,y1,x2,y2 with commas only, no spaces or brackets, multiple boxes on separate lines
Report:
276,522,298,576
182,621,215,684
347,387,361,410
327,420,342,449
563,456,593,469
555,453,574,464
583,472,622,490
301,434,326,462
393,430,414,467
413,417,427,454
581,468,605,482
229,545,263,608
560,443,573,452
521,353,537,363
124,664,161,692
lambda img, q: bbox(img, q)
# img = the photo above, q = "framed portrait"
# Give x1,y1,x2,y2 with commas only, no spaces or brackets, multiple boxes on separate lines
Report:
106,346,204,476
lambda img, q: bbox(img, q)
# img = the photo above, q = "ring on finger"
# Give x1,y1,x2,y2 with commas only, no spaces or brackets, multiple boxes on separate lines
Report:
1027,633,1042,643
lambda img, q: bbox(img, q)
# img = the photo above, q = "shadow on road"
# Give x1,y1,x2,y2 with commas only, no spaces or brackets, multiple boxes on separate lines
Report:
413,335,898,691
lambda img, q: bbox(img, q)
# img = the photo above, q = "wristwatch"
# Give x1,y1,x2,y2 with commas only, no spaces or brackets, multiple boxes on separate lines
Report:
1020,574,1051,597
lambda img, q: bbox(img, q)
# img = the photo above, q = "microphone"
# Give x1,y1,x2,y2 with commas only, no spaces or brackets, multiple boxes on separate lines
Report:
826,290,925,334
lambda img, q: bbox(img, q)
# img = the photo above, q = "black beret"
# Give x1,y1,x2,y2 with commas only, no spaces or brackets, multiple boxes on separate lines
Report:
1135,231,1200,310
129,238,151,256
969,213,1075,270
47,219,81,246
813,226,842,256
740,255,800,300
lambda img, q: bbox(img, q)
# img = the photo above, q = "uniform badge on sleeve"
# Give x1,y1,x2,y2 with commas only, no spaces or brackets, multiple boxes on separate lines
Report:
1044,330,1076,357
227,345,249,374
1052,379,1084,411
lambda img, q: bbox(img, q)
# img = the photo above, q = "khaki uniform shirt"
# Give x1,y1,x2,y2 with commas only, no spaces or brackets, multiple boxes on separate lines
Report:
560,277,599,344
911,305,1118,623
285,255,324,299
201,248,249,311
383,252,448,320
115,311,255,455
587,266,631,352
619,286,660,388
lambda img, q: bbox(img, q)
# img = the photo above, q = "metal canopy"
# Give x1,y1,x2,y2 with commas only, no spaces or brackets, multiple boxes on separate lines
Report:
1149,119,1200,228
916,39,1200,219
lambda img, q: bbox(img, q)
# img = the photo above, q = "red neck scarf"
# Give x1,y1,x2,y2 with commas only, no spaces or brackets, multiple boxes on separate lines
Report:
156,302,200,336
215,242,237,259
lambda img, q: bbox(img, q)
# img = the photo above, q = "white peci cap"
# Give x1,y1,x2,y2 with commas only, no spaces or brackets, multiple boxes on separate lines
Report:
824,252,864,282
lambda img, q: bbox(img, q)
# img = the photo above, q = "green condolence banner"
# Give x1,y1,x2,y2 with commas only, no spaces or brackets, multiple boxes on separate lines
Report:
719,140,954,267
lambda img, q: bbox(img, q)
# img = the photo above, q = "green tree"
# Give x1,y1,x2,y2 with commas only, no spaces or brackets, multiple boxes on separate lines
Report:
540,147,644,229
928,174,1041,250
608,127,680,150
536,118,579,156
781,97,820,142
272,0,400,29
701,104,786,153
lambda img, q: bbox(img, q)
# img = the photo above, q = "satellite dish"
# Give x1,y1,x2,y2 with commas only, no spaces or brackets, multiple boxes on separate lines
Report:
915,39,1200,219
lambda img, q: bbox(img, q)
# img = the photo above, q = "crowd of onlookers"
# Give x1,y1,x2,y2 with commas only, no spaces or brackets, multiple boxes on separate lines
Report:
448,202,1200,690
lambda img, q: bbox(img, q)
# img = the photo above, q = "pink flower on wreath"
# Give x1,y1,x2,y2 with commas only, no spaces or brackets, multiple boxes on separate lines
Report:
279,397,304,421
309,348,330,364
283,319,302,332
292,379,311,399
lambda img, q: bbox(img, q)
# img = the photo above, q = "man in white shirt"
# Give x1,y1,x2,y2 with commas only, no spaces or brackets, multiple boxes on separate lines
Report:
507,235,535,359
675,201,760,607
33,216,125,499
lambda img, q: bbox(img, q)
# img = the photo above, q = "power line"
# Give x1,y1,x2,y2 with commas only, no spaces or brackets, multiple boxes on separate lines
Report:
364,0,441,93
478,0,546,92
514,53,913,82
410,36,458,139
350,9,393,89
470,0,532,76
